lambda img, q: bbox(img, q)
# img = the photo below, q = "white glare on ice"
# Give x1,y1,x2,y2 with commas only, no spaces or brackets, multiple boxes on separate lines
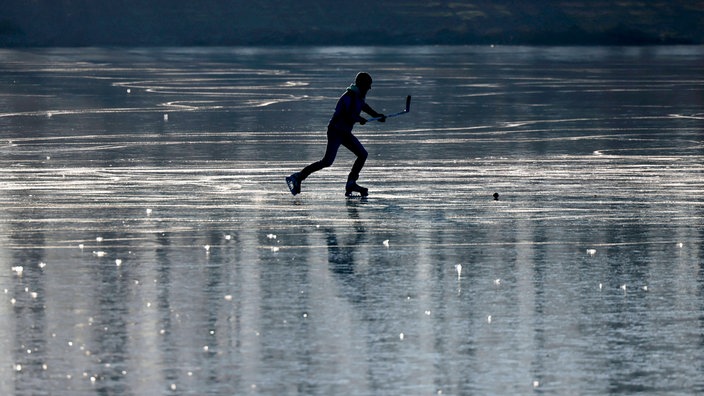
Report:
145,208,152,215
11,266,24,276
455,264,462,278
96,237,103,243
494,278,501,285
225,234,232,240
383,239,390,247
163,114,169,121
487,315,492,324
677,242,684,248
204,245,210,252
79,244,85,250
39,262,46,269
586,249,597,256
224,295,233,301
267,234,277,239
399,333,405,340
115,259,122,267
93,251,106,257
621,284,627,291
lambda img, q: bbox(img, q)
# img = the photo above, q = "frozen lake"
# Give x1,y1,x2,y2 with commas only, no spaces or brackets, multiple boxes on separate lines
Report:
1,46,703,395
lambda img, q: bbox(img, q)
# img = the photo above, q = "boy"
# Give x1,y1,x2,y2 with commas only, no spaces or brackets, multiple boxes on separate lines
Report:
286,72,385,197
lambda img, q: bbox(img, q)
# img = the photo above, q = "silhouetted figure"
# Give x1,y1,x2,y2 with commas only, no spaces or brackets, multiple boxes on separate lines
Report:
287,72,386,197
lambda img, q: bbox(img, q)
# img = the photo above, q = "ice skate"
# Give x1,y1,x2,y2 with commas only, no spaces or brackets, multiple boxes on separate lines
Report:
345,181,368,197
286,172,302,196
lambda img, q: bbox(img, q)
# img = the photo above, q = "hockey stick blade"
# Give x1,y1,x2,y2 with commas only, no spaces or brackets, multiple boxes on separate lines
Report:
369,95,411,122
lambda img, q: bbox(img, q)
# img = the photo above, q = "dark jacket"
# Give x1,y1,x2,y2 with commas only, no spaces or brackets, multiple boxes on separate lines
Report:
328,85,381,133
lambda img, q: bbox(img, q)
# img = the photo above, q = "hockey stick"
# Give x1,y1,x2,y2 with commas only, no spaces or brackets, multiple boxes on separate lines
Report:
368,95,411,122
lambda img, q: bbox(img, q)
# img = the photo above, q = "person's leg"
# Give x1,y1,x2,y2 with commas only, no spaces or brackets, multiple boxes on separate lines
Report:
300,128,342,180
341,133,368,183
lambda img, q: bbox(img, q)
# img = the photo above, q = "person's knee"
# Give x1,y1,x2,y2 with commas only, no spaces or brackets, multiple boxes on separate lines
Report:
358,148,368,160
320,157,335,168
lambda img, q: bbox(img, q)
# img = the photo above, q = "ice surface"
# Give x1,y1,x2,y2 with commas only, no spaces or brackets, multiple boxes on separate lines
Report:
0,46,703,395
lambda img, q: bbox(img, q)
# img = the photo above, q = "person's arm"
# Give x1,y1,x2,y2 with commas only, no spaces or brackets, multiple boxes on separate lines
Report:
362,103,386,122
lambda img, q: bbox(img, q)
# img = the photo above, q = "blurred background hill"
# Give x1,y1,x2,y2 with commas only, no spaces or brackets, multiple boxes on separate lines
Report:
2,0,703,47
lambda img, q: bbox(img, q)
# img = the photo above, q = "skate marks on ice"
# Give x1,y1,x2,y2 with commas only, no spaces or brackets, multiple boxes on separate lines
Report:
2,128,702,253
284,154,703,227
4,153,698,251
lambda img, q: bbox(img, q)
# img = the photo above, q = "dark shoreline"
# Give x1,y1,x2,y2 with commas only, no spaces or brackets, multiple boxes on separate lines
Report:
2,1,702,48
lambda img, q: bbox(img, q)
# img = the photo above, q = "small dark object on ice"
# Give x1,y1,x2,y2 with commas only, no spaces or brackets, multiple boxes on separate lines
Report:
493,192,500,200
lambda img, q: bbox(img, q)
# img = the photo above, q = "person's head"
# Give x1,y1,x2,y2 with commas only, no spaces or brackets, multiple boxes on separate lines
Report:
355,72,373,94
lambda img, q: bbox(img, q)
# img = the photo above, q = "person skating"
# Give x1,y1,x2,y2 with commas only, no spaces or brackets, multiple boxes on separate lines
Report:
287,72,385,197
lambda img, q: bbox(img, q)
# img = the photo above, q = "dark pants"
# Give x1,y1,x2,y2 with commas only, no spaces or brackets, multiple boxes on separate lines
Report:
300,127,368,183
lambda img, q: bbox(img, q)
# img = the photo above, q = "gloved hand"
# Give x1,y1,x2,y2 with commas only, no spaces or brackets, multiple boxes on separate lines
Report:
378,114,386,122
